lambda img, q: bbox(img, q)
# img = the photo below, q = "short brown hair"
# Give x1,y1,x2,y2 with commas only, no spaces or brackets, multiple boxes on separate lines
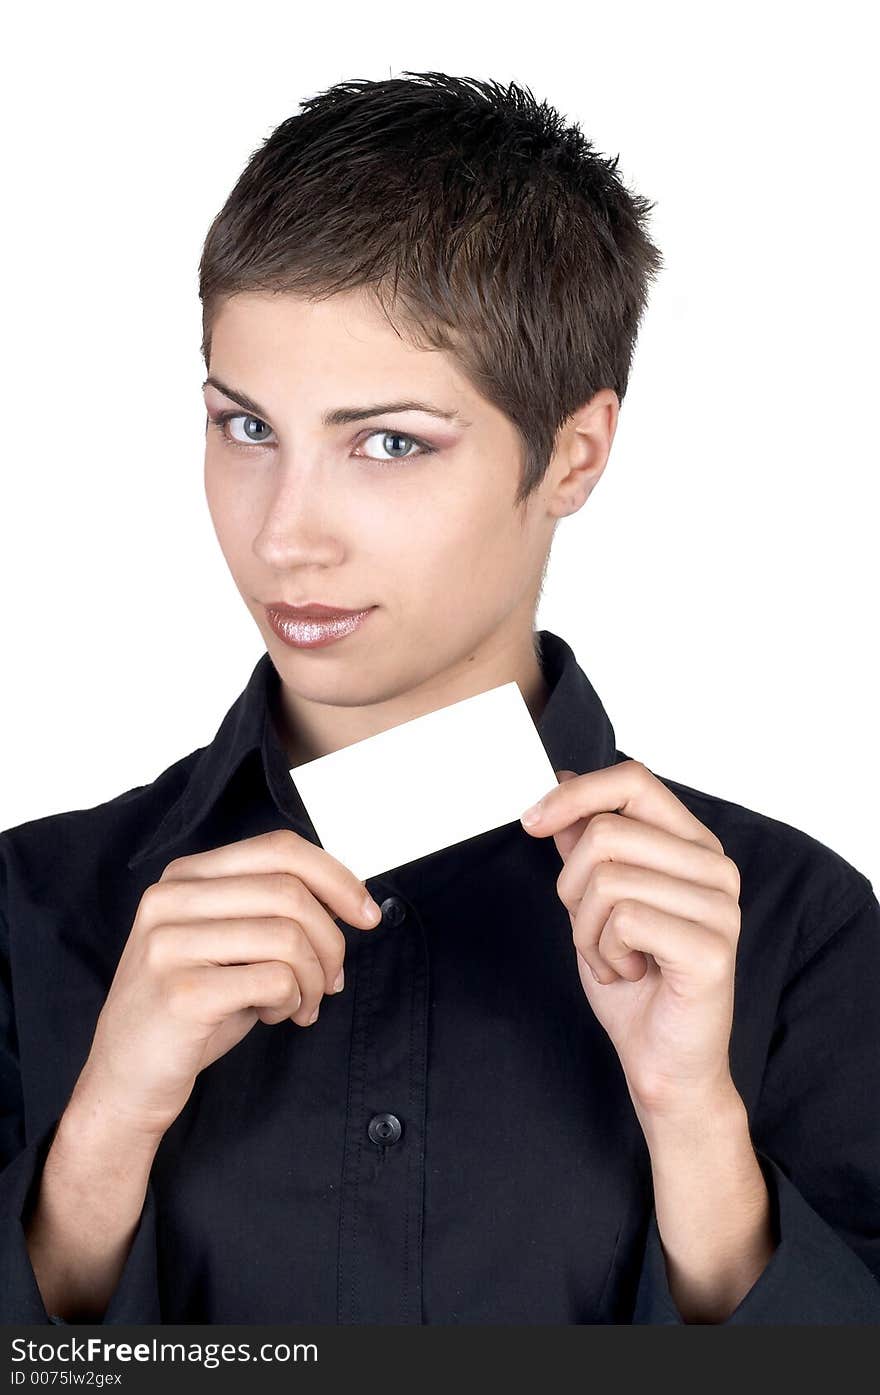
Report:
198,71,663,506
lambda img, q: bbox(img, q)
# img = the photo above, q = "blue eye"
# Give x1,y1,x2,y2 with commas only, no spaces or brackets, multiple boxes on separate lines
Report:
358,430,433,464
209,412,275,447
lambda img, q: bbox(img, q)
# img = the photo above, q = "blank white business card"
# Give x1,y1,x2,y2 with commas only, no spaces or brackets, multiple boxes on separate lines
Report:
289,681,559,882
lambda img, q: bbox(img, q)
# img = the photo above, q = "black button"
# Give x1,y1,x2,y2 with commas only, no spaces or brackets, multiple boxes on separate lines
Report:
368,1112,402,1146
380,896,406,926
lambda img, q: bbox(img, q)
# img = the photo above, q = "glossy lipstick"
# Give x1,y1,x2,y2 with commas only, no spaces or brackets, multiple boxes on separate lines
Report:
264,602,375,649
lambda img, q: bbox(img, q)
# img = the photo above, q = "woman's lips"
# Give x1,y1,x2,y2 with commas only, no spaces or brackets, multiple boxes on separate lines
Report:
264,605,376,649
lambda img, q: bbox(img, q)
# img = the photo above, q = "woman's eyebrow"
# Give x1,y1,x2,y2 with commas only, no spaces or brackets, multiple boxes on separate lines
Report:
202,376,471,427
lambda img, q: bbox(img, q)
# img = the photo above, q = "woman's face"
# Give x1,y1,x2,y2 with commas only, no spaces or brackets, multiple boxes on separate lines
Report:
203,287,612,718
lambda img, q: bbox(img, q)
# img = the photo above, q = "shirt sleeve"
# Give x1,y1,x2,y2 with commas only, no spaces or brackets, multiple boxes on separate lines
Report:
632,885,880,1324
0,891,163,1323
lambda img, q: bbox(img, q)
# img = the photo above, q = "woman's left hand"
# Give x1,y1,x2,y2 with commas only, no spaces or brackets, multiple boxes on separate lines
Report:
520,760,743,1118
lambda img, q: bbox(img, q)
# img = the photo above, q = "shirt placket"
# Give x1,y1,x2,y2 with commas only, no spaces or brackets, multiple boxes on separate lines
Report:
336,887,429,1323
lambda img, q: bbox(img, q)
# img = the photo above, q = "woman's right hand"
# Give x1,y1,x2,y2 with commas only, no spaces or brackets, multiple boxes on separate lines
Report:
71,828,383,1143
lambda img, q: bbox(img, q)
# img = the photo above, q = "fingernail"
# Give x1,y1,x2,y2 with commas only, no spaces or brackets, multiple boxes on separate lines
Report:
589,963,601,982
333,969,345,993
362,895,382,923
521,801,543,827
308,1007,319,1024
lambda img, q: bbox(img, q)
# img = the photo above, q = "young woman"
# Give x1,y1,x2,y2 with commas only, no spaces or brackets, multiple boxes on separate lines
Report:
2,72,878,1326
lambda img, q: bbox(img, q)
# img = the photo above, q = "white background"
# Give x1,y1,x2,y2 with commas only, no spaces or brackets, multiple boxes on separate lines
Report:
2,1,877,887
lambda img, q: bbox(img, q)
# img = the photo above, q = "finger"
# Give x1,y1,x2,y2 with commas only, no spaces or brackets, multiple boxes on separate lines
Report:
557,811,739,911
591,897,735,994
150,909,346,998
158,828,383,929
576,941,648,985
141,871,369,984
522,760,724,854
564,861,737,984
166,960,305,1026
550,771,584,862
148,917,332,1020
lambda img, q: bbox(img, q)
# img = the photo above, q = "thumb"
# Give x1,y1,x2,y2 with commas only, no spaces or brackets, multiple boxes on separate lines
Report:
551,769,583,862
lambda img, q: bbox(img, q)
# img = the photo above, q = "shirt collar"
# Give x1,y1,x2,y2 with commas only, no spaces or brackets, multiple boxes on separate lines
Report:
127,628,618,872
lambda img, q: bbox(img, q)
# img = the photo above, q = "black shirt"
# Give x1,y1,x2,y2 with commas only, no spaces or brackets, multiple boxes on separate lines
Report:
2,629,879,1324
